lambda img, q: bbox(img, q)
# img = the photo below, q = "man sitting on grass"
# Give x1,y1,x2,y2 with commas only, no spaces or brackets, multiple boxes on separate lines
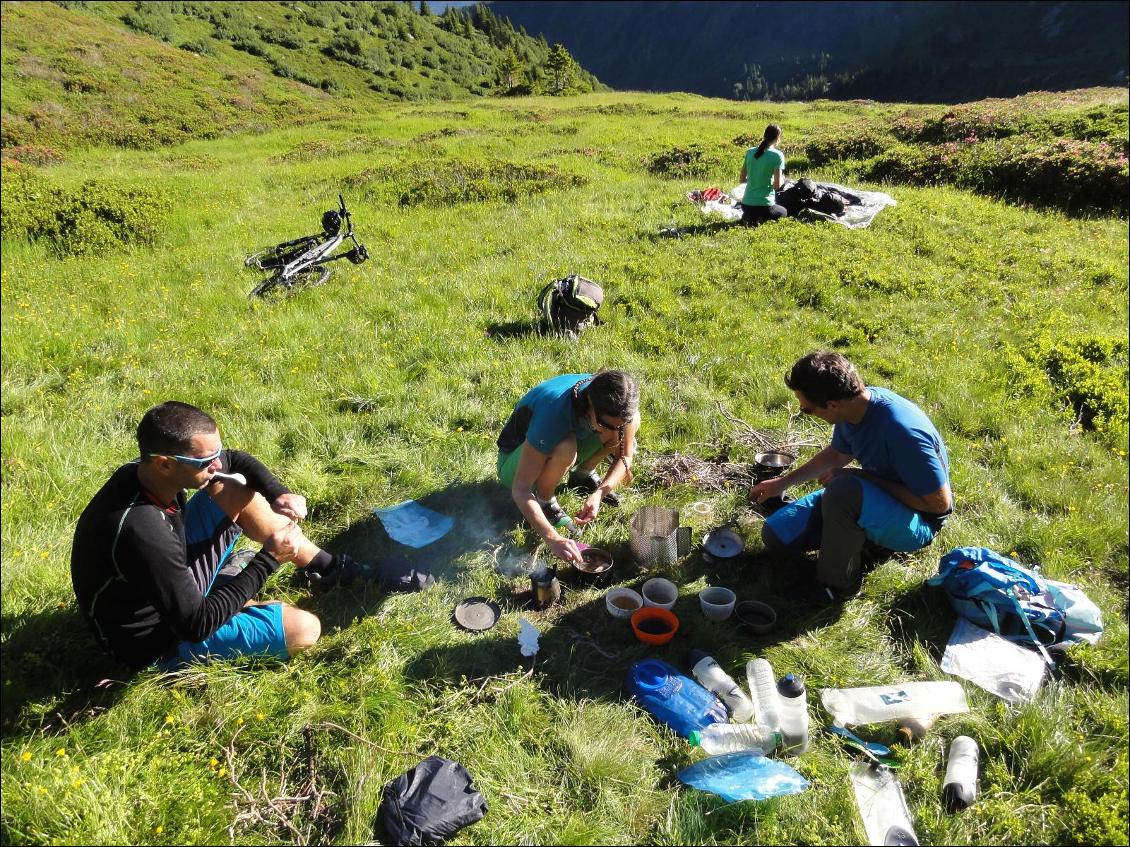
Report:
497,371,640,565
70,401,370,671
749,352,952,603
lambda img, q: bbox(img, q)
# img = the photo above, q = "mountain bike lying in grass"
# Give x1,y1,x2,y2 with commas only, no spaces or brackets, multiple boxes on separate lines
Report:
245,195,369,297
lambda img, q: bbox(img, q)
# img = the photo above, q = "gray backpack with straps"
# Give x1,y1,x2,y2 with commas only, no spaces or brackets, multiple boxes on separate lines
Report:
537,274,604,339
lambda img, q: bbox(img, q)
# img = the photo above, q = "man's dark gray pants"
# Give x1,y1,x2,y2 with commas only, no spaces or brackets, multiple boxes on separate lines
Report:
761,475,866,592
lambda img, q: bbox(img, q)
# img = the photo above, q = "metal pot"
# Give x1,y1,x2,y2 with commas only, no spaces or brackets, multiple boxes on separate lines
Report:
530,573,561,609
753,451,797,482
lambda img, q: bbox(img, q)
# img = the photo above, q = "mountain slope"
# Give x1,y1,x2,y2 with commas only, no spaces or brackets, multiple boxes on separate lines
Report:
0,0,601,150
489,0,1129,102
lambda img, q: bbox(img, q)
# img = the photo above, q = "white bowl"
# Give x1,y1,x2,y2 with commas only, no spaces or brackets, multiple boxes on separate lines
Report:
641,577,678,610
699,586,737,621
605,587,644,620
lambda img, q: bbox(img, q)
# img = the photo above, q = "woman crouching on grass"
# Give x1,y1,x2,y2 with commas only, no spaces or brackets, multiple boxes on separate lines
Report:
497,371,640,564
739,123,787,227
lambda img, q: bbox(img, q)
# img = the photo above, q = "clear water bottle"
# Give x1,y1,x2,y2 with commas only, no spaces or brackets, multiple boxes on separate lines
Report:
776,673,810,755
745,658,781,732
687,721,781,754
689,650,756,723
942,735,979,811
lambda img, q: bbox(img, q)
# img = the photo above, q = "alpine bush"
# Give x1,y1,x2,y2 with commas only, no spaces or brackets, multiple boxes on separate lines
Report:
347,159,587,207
1,163,170,257
646,144,728,178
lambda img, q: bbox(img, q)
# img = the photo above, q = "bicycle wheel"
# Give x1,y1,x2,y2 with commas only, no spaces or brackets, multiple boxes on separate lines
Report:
289,265,332,290
250,272,283,298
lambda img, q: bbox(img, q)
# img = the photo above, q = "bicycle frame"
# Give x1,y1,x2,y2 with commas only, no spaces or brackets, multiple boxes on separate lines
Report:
248,195,368,295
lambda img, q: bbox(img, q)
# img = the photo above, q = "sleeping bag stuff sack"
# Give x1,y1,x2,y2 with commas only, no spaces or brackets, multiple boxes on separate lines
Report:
377,756,487,845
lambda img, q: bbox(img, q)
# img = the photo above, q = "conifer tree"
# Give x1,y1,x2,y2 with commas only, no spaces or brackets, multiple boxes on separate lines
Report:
496,47,523,94
545,42,576,95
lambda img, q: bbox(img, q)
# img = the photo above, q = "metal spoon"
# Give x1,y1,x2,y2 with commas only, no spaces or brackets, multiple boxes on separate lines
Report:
207,471,246,486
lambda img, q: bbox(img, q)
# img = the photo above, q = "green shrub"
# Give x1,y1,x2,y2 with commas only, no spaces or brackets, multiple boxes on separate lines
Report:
890,102,1130,147
857,142,951,185
177,38,215,56
803,124,892,164
646,144,727,178
0,163,169,257
1,145,65,166
122,5,175,42
853,136,1129,214
960,137,1129,215
347,159,587,207
1005,333,1129,441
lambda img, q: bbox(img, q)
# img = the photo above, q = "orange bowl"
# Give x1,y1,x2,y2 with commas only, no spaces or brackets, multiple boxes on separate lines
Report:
630,606,680,645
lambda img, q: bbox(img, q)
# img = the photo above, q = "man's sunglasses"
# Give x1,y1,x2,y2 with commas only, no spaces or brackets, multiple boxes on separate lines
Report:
147,445,223,469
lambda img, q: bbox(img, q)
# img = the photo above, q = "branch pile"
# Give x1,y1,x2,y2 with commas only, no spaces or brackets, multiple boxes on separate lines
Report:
644,402,825,491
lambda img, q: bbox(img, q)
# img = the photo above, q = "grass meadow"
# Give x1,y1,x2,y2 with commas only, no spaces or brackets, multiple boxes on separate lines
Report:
2,91,1128,845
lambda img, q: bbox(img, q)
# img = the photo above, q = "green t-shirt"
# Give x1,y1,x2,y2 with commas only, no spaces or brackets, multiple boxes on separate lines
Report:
742,147,786,206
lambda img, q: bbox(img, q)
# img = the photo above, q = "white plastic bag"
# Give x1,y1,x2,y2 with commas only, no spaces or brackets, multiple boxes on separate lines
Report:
941,618,1046,703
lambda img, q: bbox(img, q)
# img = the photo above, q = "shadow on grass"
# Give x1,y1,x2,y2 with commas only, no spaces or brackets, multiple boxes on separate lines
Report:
3,479,519,737
307,477,521,633
401,540,844,709
485,320,540,340
884,580,955,664
1,606,132,739
642,220,740,242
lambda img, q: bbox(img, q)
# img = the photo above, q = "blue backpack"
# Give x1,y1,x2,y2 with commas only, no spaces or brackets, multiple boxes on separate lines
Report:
929,547,1065,664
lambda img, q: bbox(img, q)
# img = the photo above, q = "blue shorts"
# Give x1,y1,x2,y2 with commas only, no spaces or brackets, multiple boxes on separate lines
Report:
158,492,289,669
163,603,288,668
764,477,939,553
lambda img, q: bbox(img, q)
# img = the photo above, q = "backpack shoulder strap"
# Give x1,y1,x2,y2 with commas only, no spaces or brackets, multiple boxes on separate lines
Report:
1007,588,1056,666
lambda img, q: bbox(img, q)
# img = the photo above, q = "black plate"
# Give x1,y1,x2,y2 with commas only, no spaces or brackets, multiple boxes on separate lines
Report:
453,597,501,632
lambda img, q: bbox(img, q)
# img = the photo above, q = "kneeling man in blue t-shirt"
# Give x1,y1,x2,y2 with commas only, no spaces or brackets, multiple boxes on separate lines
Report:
750,351,953,603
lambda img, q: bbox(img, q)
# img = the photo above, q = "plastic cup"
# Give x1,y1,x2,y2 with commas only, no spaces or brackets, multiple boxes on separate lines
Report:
605,587,644,620
641,577,678,610
699,586,737,621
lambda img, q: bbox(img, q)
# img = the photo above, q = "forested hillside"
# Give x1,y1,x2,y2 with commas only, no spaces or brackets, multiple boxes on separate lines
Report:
490,0,1129,103
0,0,601,150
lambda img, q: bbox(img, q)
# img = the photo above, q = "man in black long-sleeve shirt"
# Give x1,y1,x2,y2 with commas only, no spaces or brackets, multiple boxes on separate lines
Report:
71,401,367,670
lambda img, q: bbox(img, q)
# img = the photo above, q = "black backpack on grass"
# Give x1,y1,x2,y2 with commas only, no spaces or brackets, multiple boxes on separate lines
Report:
537,274,604,339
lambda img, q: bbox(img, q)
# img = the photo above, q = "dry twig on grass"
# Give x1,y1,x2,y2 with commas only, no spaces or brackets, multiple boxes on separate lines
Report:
224,724,341,844
646,452,760,492
645,405,825,491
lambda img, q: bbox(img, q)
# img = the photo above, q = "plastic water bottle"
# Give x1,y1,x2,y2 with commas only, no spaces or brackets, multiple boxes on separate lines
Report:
942,736,979,811
624,659,728,738
821,681,968,726
776,673,810,755
745,658,781,732
687,721,781,754
689,650,756,723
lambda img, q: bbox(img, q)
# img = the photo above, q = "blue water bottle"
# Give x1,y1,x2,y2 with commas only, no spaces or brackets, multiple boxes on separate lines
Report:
625,659,728,737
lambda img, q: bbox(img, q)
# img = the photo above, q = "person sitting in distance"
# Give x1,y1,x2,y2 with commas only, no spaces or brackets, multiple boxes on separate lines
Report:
70,401,371,670
749,352,953,602
496,371,640,564
739,123,788,227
